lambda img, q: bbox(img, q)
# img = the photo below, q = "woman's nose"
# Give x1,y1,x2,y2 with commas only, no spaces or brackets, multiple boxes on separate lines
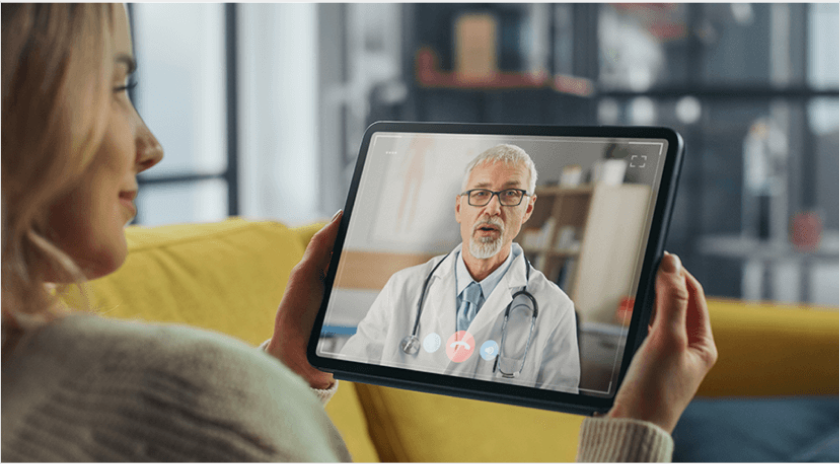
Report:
135,121,164,174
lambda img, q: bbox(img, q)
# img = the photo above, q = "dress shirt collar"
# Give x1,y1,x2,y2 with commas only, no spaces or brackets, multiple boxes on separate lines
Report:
455,243,520,299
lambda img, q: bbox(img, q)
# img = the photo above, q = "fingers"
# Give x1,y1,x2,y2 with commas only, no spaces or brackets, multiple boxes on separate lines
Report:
683,269,717,365
299,211,343,277
653,252,689,339
683,269,709,335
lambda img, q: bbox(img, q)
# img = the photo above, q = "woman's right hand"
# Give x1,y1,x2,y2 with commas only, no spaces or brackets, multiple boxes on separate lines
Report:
607,252,718,434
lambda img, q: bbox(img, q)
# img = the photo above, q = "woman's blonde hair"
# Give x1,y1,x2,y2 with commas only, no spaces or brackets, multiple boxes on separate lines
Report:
2,4,115,329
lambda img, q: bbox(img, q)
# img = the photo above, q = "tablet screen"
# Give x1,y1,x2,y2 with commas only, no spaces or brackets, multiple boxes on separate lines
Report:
315,128,672,399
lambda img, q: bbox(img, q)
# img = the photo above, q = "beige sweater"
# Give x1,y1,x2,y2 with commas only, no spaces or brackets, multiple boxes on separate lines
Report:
1,315,671,461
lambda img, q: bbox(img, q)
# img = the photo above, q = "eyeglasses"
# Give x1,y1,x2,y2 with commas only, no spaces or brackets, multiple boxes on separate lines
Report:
460,189,529,207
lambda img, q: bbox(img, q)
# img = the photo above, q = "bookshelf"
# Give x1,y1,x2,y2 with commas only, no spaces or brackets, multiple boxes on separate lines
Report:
516,183,651,324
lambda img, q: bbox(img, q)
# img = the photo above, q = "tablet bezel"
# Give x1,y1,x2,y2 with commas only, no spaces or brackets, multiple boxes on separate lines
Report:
307,122,684,416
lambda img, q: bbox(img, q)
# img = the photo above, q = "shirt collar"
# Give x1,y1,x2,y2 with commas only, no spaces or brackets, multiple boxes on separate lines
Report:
455,244,519,298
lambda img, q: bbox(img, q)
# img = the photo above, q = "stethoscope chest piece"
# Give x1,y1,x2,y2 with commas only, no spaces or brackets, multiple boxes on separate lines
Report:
400,335,421,355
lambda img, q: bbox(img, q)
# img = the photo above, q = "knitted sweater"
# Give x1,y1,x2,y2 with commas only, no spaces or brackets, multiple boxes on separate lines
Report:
1,314,351,461
1,315,672,461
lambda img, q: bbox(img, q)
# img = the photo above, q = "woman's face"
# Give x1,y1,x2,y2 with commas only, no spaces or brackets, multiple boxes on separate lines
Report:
48,5,163,281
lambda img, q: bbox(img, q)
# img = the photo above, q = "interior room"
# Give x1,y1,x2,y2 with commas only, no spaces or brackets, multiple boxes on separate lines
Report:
41,3,840,462
130,3,838,309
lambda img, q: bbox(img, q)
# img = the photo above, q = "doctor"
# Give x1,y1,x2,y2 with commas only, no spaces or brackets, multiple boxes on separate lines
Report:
341,144,580,393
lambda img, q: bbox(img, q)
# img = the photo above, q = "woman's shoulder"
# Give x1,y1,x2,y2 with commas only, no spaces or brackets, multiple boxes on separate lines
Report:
11,313,289,386
2,314,350,462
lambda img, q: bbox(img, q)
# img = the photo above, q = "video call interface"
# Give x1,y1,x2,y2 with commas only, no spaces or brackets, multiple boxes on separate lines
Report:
318,132,668,397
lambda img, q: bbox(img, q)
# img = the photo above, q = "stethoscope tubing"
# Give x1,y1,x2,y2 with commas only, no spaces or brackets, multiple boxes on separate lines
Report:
411,251,452,339
496,289,538,378
403,250,538,376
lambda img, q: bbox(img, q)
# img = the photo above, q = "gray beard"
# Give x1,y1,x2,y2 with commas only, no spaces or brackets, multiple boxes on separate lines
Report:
469,234,504,259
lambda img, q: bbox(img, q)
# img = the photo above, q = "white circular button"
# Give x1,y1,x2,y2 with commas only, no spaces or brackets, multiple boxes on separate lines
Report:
423,333,441,353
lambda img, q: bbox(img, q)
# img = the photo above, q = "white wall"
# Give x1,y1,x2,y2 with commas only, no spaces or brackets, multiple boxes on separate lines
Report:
132,4,228,226
238,4,324,225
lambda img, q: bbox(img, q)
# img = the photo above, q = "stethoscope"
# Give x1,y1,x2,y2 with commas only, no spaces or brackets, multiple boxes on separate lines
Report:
399,250,539,378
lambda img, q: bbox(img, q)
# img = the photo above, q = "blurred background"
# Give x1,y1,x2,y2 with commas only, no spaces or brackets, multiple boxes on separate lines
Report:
126,3,838,307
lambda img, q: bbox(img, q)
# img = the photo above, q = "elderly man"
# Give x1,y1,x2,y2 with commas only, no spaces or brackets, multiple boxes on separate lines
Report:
341,144,579,393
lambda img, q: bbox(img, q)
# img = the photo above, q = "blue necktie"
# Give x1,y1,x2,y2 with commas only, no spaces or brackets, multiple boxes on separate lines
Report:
457,282,483,332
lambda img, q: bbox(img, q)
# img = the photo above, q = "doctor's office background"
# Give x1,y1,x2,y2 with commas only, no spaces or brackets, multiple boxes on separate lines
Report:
128,3,838,314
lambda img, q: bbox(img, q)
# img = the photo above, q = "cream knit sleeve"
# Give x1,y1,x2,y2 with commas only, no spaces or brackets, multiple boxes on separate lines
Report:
576,417,674,462
259,339,338,405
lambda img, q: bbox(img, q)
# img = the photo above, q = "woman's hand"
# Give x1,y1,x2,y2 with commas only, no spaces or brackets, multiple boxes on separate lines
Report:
607,252,718,434
266,211,342,390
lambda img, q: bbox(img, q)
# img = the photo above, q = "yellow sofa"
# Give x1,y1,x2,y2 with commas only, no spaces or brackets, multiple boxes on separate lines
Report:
80,218,839,462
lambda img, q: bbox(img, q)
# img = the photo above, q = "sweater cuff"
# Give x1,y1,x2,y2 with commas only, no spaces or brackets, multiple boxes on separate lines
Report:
258,339,338,406
310,378,339,405
576,417,674,462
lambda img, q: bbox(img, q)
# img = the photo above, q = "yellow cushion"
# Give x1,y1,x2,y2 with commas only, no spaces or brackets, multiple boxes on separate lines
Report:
354,383,584,462
698,298,839,397
81,218,378,462
291,221,327,250
86,218,298,344
325,382,381,462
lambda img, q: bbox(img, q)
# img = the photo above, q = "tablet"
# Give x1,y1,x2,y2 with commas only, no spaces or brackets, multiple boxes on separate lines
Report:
308,122,684,416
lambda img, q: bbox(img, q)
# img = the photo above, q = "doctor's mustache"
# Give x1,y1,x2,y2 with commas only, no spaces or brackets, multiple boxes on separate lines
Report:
473,216,505,234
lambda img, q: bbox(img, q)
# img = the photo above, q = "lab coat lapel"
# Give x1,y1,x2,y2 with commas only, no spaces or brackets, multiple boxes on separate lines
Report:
505,246,530,292
429,245,459,339
461,249,529,347
442,245,531,376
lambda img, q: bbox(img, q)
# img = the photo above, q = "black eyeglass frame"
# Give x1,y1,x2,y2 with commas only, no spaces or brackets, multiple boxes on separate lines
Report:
460,188,531,207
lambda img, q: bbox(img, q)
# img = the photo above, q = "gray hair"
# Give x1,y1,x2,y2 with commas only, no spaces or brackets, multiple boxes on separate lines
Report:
460,144,538,194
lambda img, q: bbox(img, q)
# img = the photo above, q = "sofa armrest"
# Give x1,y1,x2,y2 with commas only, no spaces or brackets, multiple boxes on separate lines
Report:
698,299,838,397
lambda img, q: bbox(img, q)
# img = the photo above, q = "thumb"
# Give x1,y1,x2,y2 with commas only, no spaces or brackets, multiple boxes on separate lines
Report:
653,253,689,336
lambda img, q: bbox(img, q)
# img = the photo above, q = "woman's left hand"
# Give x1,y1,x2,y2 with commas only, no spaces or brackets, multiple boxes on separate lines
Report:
266,211,342,390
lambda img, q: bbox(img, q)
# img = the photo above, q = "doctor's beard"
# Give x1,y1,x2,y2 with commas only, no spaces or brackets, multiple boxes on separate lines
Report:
469,217,505,259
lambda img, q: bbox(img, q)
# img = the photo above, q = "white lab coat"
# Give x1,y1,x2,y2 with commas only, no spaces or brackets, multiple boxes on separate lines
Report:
340,243,580,393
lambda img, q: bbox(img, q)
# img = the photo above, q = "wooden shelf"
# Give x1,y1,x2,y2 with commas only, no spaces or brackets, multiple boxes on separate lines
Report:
522,247,580,258
535,185,595,196
415,47,595,96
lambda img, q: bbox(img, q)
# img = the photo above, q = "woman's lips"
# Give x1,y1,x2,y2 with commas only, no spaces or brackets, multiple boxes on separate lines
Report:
119,191,137,216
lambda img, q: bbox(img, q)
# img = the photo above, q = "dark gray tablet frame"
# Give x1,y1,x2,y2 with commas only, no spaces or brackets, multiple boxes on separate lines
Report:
308,122,684,416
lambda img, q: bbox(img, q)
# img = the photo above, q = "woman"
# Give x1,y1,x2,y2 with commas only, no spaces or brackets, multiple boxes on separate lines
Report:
1,4,717,461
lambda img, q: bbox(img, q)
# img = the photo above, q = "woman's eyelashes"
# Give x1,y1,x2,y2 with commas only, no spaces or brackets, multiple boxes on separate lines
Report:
114,79,137,93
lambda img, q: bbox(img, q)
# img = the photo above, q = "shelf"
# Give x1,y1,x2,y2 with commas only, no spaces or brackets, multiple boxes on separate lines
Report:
522,247,580,258
415,47,836,99
535,185,595,196
698,233,839,263
414,48,594,96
